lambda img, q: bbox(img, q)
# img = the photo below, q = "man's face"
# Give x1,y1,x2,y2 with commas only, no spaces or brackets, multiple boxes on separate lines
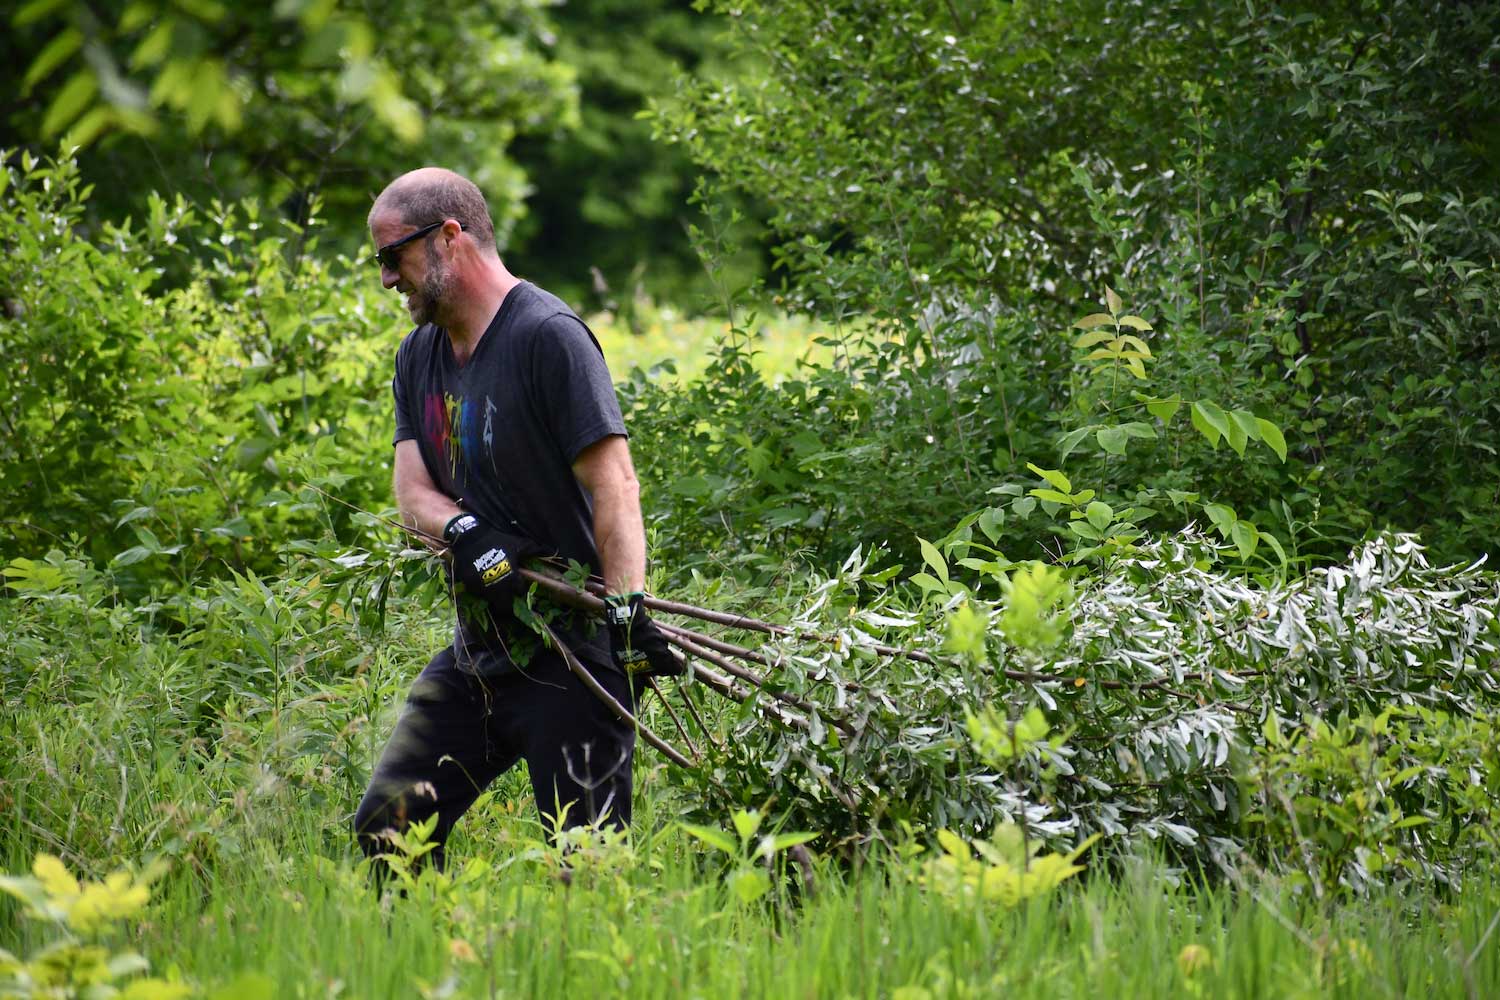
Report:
371,212,453,326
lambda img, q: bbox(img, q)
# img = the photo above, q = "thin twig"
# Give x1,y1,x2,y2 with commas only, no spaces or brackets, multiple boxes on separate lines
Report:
660,624,855,737
658,621,865,692
301,483,442,545
621,589,943,665
537,621,694,770
645,677,701,759
683,657,813,735
678,681,723,753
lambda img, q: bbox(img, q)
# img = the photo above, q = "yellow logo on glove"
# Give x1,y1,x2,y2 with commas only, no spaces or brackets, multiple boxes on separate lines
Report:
472,547,512,585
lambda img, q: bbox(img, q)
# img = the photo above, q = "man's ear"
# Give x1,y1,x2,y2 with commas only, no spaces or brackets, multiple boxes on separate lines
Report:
440,218,464,251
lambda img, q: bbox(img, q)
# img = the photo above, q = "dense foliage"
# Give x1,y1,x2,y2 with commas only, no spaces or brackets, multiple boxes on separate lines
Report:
0,152,396,579
650,0,1500,566
2,0,738,301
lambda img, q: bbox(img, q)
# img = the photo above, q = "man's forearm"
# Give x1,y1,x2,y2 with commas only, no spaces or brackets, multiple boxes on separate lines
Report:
394,474,462,547
591,479,646,595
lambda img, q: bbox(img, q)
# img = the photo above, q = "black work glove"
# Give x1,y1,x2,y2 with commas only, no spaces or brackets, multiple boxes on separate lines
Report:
444,513,544,619
604,592,684,679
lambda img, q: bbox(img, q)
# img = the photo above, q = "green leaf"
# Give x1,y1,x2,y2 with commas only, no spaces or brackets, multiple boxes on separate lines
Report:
910,572,947,594
1085,501,1113,532
1203,503,1236,537
1262,711,1284,747
1230,409,1262,441
1057,426,1094,461
1025,463,1071,494
63,107,113,147
731,809,763,842
770,831,819,852
1190,400,1229,447
1260,530,1288,566
680,823,737,855
22,26,81,94
729,867,770,904
13,0,68,27
1145,396,1181,422
1011,496,1037,517
1256,418,1288,462
1072,313,1115,330
116,505,155,528
112,546,155,567
1073,329,1115,349
175,0,228,21
1225,416,1248,456
1117,314,1152,331
119,2,157,32
977,506,1005,544
1105,285,1122,314
1028,488,1075,505
936,829,971,861
1015,706,1049,744
1095,426,1128,455
41,68,97,137
918,536,949,585
1231,521,1258,560
131,21,175,70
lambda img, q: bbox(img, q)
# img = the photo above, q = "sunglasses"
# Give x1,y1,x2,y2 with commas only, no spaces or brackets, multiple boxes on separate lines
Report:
373,220,467,270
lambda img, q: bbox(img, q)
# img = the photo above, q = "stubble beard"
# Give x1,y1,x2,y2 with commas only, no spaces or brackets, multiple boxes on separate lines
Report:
409,253,454,327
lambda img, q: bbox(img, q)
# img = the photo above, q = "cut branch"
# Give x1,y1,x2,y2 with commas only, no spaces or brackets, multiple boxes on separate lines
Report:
659,623,856,737
537,621,695,770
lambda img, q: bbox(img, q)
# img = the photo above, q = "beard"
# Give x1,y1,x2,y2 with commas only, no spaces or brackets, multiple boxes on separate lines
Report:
406,250,454,326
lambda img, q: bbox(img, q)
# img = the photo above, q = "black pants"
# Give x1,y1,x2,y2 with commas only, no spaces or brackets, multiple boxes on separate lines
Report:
353,645,636,870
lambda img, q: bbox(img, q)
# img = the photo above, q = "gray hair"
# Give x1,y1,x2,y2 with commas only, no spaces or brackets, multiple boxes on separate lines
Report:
370,168,497,251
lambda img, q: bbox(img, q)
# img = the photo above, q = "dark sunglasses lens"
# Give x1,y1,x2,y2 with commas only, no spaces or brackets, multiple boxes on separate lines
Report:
377,249,395,270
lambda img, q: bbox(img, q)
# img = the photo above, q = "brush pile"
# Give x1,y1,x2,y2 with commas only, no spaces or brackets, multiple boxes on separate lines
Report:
528,531,1500,880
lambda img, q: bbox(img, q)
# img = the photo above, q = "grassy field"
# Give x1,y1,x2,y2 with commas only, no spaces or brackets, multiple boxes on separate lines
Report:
3,603,1498,999
588,303,850,383
6,788,1498,998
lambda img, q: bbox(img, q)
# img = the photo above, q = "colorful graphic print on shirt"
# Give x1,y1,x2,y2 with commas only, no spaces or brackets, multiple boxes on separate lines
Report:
421,391,499,483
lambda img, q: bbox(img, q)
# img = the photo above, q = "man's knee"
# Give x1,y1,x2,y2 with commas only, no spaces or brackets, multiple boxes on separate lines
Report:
353,780,430,857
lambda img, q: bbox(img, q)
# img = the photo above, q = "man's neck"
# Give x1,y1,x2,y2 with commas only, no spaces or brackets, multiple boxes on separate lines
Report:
442,259,520,365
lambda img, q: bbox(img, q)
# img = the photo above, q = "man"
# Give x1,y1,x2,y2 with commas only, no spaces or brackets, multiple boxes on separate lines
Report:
353,167,678,871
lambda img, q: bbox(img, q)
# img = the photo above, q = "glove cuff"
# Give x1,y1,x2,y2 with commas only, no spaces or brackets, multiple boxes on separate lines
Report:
443,512,479,544
604,591,645,626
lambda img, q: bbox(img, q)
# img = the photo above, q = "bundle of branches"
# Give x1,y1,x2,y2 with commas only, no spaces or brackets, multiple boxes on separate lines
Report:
524,532,1499,881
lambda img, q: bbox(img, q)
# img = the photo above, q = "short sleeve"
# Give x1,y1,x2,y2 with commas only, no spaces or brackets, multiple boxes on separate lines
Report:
392,338,417,446
530,314,627,462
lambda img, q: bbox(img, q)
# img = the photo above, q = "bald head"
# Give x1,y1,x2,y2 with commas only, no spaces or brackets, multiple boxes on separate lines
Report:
370,167,498,252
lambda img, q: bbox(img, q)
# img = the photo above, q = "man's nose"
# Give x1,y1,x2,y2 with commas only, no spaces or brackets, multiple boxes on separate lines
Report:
381,265,399,289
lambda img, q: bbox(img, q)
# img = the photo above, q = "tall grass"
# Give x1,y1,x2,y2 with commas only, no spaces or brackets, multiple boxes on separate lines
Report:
4,609,1498,1000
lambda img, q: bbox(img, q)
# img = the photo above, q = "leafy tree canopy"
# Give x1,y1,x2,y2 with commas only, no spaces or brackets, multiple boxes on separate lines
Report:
3,0,578,254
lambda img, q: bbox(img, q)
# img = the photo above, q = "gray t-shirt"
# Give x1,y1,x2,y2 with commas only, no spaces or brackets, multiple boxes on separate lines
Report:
392,281,627,673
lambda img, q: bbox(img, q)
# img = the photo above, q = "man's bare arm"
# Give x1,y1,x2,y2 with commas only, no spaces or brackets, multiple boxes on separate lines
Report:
393,439,462,547
572,434,646,595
